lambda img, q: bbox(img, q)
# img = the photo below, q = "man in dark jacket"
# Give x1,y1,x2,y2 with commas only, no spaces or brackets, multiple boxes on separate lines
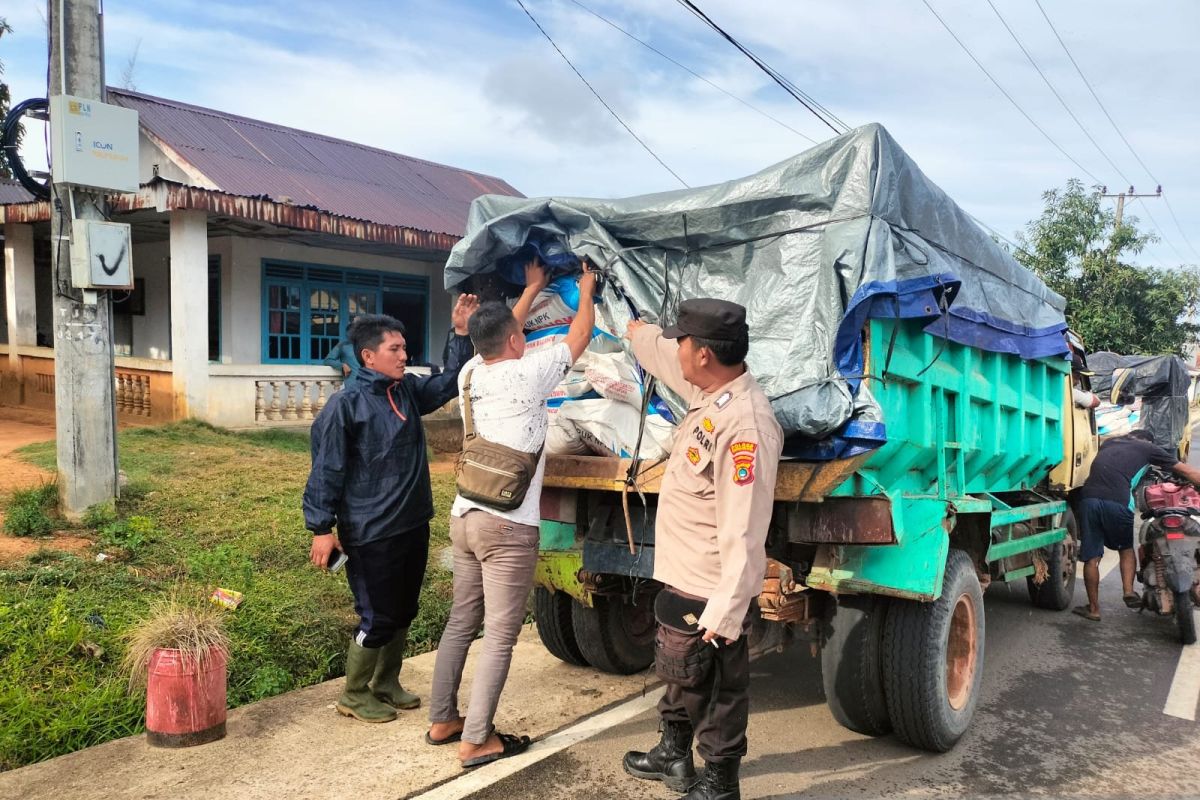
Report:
303,296,478,723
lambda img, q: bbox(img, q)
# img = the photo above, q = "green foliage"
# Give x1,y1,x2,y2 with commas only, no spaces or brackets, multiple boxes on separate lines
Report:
4,483,59,537
2,422,457,769
0,17,15,181
1016,179,1200,356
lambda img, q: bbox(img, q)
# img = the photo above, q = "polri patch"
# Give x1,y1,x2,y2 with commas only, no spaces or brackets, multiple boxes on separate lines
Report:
702,417,714,433
730,441,757,485
715,391,733,409
687,446,701,465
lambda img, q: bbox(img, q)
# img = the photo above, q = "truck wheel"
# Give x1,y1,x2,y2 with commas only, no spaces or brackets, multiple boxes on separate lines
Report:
884,550,985,752
1027,510,1078,611
533,588,589,667
571,593,655,675
821,594,891,736
1175,590,1197,645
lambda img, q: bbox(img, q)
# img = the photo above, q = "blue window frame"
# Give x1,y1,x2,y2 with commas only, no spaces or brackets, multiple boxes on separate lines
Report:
261,260,430,364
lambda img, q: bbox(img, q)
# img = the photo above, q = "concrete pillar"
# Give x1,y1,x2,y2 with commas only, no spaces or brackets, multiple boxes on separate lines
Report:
4,223,37,371
169,209,209,418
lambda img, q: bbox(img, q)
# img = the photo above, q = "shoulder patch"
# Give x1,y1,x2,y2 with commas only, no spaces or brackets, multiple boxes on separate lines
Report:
686,446,701,465
702,417,714,433
714,391,733,410
730,441,757,486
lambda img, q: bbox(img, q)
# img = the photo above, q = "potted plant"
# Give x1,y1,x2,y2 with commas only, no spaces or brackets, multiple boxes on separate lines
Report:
123,598,230,747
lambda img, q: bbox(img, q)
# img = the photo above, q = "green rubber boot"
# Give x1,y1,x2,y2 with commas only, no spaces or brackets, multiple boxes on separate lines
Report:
336,642,398,723
371,628,421,710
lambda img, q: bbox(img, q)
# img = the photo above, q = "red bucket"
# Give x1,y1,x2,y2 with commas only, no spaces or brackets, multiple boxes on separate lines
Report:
145,647,228,747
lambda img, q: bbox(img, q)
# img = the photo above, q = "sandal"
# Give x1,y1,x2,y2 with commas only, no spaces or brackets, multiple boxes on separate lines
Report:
461,732,532,769
425,729,462,746
1123,592,1142,609
1072,605,1101,622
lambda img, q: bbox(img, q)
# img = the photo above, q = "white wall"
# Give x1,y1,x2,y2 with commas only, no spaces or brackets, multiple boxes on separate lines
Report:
229,237,453,366
117,232,453,366
127,239,172,360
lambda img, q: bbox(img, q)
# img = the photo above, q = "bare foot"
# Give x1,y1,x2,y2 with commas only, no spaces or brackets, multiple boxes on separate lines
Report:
459,733,502,762
427,717,464,744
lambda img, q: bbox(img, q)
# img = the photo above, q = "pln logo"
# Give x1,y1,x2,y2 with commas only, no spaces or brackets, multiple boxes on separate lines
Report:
67,100,93,117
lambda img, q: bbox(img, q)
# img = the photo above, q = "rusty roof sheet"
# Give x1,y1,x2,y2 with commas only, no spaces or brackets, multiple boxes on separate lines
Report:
0,179,35,205
106,89,522,237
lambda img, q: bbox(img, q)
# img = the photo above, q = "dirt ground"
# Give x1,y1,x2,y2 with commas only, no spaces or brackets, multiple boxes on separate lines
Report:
0,406,55,493
0,405,94,564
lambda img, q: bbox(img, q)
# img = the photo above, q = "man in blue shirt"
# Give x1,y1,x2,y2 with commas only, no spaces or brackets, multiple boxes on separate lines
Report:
323,338,362,389
1073,430,1200,622
303,294,478,723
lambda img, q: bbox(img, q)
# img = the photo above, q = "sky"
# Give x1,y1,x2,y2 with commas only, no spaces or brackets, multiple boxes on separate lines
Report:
1,0,1197,268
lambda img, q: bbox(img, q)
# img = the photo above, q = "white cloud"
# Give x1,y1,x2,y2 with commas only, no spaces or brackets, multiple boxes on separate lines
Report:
2,0,1197,266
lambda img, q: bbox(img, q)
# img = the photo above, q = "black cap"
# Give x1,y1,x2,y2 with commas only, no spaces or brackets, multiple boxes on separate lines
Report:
661,298,749,341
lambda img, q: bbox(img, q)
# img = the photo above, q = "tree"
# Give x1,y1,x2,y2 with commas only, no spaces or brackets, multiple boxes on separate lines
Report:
1016,179,1200,357
0,17,13,180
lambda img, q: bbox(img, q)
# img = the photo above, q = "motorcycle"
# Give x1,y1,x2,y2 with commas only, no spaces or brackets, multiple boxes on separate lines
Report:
1135,469,1200,645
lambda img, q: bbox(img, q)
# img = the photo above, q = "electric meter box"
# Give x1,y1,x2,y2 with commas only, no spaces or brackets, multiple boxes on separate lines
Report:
71,219,134,290
49,94,139,193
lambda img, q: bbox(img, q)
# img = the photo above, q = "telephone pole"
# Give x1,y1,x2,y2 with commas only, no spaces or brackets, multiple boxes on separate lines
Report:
48,0,119,515
1099,184,1162,228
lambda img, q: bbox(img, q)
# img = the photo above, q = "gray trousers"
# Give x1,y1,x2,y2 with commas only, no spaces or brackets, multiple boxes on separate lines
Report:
429,509,539,744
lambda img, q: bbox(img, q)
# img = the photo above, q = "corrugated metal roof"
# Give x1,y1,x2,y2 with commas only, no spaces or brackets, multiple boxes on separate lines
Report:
0,179,35,205
106,89,522,238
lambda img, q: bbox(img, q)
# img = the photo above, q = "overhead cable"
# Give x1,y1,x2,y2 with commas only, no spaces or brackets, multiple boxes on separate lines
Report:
567,0,818,145
1032,0,1199,262
674,0,847,135
514,0,689,188
920,0,1104,185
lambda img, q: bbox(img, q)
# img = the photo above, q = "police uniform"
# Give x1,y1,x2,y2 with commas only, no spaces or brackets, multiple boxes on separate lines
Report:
625,299,783,799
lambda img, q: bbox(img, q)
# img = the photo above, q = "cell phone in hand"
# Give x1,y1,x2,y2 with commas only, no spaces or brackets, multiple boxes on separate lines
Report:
326,549,348,573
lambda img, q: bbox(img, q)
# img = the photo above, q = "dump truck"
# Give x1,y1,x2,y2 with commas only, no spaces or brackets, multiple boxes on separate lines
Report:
444,124,1097,753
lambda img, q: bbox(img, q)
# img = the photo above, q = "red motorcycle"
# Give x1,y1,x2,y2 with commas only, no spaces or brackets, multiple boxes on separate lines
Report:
1136,472,1200,644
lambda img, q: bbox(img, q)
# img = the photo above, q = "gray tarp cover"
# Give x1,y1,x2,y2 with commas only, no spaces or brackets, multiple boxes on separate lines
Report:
1089,351,1191,453
445,124,1067,440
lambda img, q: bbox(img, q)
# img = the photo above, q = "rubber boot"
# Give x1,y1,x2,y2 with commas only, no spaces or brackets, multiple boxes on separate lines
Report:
371,628,420,710
683,759,740,800
336,642,398,723
622,719,697,792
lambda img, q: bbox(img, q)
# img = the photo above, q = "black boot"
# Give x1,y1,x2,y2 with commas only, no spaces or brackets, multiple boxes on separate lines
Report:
622,719,697,792
683,759,740,800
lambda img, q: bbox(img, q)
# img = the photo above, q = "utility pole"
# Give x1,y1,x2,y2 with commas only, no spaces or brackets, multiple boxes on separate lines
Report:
48,0,119,516
1099,184,1162,228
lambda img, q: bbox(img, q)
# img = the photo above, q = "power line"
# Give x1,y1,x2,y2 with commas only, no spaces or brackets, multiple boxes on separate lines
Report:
514,0,689,188
1033,0,1200,262
673,0,847,135
984,0,1130,185
920,0,1104,185
566,0,819,145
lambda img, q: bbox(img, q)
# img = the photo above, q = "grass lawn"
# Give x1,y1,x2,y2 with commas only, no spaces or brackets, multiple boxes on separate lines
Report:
0,421,457,771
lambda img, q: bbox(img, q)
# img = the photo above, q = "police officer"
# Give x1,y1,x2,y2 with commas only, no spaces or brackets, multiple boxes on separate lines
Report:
303,296,478,724
622,299,783,800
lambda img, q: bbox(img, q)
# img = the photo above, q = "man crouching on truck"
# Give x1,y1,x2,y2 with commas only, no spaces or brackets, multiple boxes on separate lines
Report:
622,299,783,800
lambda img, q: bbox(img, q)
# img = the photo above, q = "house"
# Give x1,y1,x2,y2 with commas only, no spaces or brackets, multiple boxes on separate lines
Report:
0,89,520,429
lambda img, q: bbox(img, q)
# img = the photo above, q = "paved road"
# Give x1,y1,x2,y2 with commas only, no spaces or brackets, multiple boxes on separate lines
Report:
429,567,1199,799
414,426,1200,799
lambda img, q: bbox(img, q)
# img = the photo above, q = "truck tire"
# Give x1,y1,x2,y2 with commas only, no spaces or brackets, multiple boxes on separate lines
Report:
571,593,655,675
821,594,891,736
883,550,985,752
1026,509,1078,611
1175,590,1197,645
533,588,589,667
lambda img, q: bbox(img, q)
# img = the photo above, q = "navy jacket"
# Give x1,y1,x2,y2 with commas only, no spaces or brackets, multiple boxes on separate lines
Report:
302,333,472,545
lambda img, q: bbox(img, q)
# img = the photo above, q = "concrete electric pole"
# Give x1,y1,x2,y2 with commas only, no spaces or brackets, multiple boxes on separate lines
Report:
48,0,120,516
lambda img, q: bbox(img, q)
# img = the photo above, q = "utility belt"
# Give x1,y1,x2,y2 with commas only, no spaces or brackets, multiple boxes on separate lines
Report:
654,588,718,688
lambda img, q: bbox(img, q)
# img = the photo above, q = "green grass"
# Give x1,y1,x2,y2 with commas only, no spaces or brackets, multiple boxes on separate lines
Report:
0,421,457,770
3,483,60,537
